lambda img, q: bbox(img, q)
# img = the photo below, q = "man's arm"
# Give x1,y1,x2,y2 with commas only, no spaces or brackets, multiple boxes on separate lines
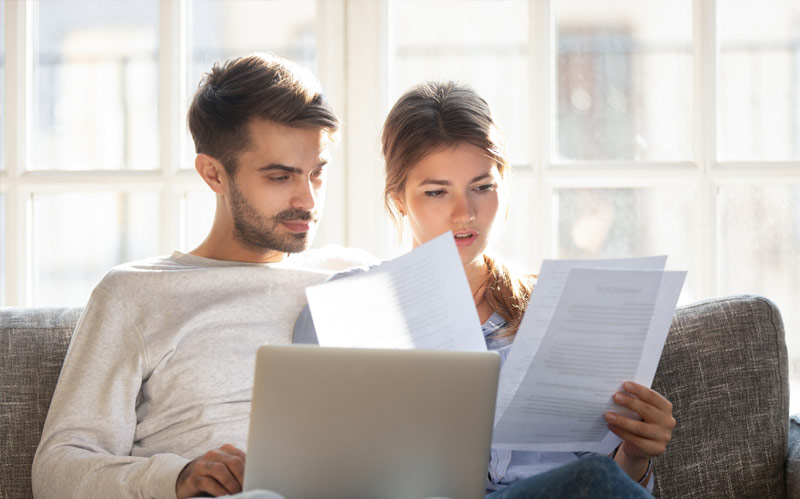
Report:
32,286,189,499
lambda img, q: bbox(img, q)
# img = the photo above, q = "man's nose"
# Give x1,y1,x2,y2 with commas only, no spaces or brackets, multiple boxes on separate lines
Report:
291,179,316,212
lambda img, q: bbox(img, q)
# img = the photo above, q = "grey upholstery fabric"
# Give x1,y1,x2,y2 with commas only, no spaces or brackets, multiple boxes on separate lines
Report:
651,295,788,498
0,296,793,499
787,415,800,498
1,307,83,499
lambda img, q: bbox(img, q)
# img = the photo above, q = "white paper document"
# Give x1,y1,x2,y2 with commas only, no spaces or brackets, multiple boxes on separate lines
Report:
492,267,686,452
494,257,667,430
305,232,486,351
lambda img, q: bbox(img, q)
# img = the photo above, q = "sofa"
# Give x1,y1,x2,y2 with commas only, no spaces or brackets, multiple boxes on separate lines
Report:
1,294,798,498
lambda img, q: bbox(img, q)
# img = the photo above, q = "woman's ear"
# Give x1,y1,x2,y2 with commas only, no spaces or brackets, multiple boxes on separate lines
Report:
390,191,406,216
195,154,227,194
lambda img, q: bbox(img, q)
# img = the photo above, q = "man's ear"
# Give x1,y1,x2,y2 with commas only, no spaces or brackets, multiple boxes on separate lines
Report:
195,153,228,194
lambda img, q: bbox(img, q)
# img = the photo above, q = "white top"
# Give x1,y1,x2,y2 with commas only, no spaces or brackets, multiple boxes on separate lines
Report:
32,246,377,499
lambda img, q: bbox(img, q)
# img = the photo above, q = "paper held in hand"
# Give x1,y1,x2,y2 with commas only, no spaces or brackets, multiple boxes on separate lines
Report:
492,259,686,453
305,232,486,351
305,235,686,452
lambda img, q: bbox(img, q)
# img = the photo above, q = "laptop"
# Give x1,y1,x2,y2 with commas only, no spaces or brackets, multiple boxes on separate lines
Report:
243,344,500,499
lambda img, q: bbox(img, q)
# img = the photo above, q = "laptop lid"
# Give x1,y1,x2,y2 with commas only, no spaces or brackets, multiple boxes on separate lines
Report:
243,344,500,499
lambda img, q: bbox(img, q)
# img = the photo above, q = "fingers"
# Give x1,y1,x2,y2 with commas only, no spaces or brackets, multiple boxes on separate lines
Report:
605,420,670,457
605,382,676,459
176,444,246,498
604,411,672,449
613,385,675,426
220,443,246,460
219,444,247,484
619,382,673,413
189,471,230,497
200,451,244,493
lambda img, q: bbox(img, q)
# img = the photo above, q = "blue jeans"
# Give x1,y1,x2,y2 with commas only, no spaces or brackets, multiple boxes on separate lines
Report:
485,456,652,499
219,456,651,499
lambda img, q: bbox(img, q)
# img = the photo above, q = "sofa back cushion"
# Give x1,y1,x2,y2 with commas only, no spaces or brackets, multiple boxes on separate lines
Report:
0,295,790,499
1,307,83,499
652,295,788,498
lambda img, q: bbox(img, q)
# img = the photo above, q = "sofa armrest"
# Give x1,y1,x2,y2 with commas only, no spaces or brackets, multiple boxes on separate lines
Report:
651,295,788,497
787,415,800,497
1,307,83,499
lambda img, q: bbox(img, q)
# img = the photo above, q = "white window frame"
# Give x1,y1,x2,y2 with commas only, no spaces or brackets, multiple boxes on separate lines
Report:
2,0,799,310
0,0,349,306
342,0,800,299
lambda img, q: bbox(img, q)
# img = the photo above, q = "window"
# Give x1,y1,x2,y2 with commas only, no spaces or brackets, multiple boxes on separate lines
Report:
2,0,799,410
1,0,321,306
377,0,800,411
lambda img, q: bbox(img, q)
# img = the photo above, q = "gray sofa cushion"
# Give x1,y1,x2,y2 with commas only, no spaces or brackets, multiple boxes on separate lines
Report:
1,307,83,499
787,414,800,498
0,295,791,499
651,295,788,498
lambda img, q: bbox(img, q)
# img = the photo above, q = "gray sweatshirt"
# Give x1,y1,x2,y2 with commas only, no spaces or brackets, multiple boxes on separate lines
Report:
32,248,376,499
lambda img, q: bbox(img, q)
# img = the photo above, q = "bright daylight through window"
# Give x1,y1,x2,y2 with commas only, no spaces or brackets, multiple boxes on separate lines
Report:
1,0,798,410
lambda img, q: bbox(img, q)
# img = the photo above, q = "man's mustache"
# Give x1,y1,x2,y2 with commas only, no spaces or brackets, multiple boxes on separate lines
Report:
275,208,318,223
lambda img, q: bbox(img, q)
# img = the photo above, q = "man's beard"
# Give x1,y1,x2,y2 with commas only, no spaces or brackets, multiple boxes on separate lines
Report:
228,180,318,254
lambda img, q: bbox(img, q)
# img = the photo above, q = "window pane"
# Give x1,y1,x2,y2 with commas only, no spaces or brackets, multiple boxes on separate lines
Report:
556,0,693,161
0,0,6,173
185,0,317,168
389,0,530,165
31,0,159,171
1,0,5,172
718,0,800,161
717,185,800,411
0,194,5,306
490,173,539,273
555,187,696,302
183,190,215,251
32,191,159,306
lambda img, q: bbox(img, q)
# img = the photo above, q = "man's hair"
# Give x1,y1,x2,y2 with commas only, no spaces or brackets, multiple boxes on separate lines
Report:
187,53,339,176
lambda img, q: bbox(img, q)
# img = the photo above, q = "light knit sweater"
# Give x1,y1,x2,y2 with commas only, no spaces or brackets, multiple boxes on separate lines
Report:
32,247,377,499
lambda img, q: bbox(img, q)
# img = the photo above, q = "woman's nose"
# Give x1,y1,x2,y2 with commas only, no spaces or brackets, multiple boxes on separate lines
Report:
451,196,476,225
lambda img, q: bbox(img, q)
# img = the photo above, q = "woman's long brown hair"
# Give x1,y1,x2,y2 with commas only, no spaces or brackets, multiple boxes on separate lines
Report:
381,81,533,338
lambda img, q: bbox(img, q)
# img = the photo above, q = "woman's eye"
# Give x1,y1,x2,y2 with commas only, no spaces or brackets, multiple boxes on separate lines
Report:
424,190,446,199
474,183,496,193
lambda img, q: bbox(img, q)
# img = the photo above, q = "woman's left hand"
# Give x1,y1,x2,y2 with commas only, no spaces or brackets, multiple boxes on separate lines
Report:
604,381,676,460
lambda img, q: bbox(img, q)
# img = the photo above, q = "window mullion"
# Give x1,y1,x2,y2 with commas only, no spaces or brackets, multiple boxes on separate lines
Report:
5,0,33,306
344,0,390,257
532,0,553,265
314,0,347,249
694,0,718,299
158,0,187,255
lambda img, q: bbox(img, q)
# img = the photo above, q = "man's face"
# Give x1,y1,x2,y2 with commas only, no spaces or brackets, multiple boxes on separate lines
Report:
226,120,330,255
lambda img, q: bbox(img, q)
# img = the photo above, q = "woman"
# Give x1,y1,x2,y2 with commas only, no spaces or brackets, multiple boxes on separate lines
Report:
294,81,674,498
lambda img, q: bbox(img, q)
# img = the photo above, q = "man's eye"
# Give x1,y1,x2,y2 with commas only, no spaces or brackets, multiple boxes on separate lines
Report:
270,175,290,182
311,169,324,178
424,190,446,199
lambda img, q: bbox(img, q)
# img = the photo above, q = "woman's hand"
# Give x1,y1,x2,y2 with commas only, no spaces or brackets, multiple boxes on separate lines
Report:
604,382,675,481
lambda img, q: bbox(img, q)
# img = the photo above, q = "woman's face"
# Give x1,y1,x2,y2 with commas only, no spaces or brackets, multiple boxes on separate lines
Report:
392,142,502,266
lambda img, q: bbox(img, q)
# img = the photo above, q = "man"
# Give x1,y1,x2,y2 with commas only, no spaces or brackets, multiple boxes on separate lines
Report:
32,53,375,499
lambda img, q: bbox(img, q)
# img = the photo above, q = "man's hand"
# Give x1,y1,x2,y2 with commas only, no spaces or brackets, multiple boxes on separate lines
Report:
176,444,246,498
604,382,675,482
